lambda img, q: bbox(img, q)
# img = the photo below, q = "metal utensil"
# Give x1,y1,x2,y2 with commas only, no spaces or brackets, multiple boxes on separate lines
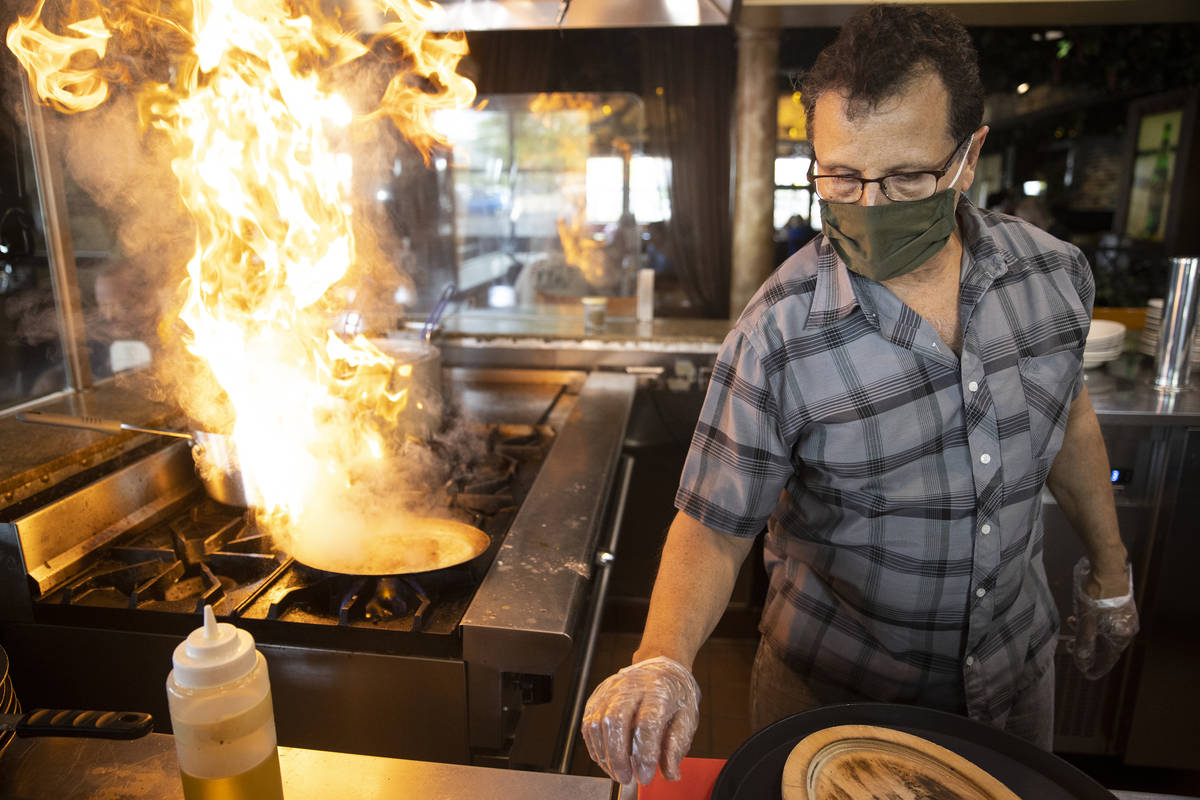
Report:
422,282,457,343
15,411,259,508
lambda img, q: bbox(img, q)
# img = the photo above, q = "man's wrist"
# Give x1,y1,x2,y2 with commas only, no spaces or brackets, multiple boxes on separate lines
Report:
633,643,697,671
1089,550,1129,575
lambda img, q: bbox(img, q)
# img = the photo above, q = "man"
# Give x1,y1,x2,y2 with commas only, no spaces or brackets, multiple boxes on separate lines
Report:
582,4,1137,787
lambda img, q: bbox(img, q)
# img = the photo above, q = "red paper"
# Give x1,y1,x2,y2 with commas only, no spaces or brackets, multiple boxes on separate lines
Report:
638,757,727,800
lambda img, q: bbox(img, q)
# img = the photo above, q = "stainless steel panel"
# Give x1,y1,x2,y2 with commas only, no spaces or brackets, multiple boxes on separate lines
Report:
420,0,731,31
462,371,635,665
0,622,473,763
442,340,719,374
1123,426,1200,768
557,454,634,773
262,643,471,763
10,443,197,597
462,371,635,748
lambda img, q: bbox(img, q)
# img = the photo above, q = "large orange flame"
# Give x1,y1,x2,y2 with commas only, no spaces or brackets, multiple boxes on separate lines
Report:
8,0,475,550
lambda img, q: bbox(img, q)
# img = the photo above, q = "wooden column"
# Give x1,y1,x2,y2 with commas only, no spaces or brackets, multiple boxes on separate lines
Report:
730,11,781,319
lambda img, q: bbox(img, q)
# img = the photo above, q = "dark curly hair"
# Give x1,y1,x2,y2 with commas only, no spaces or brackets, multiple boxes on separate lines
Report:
800,4,984,146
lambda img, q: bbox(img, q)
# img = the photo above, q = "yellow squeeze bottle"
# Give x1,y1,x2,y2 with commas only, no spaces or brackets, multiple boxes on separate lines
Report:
167,605,285,800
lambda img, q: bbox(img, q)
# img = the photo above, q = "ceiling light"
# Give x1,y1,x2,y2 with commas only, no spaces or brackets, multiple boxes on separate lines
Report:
1017,83,1031,95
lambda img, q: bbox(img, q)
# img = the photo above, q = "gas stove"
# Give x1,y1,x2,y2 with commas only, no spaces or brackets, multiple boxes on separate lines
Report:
0,369,636,768
36,424,552,638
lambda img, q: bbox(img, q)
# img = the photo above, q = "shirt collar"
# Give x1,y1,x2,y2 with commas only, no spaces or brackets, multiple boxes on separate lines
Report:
803,239,860,329
801,195,1011,330
957,195,1015,281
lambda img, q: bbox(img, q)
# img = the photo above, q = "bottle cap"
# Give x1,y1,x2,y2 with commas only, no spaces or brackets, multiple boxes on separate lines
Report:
171,605,257,689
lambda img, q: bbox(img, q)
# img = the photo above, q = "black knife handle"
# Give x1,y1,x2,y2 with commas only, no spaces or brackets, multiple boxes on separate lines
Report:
16,709,154,740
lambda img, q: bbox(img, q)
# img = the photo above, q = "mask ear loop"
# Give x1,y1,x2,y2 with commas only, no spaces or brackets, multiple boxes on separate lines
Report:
948,133,975,190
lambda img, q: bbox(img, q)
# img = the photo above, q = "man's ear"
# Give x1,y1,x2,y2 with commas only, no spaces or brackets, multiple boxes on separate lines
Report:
958,124,990,193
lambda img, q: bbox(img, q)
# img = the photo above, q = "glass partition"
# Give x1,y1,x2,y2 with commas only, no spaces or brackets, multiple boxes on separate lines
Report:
0,100,67,409
1,88,671,397
432,92,668,312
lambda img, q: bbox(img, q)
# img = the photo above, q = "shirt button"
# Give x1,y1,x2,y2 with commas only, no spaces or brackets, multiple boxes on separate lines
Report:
981,523,992,535
968,380,979,392
966,655,976,667
980,453,991,465
976,587,986,598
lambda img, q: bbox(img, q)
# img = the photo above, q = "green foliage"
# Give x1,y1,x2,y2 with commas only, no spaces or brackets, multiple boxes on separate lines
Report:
974,24,1200,96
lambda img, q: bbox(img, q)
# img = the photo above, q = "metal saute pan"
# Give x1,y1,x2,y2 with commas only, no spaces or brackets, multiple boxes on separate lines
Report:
15,411,259,508
286,516,490,575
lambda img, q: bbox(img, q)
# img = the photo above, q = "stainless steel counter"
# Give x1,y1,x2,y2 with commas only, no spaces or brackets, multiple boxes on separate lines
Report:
1086,356,1200,425
0,733,616,799
411,312,728,372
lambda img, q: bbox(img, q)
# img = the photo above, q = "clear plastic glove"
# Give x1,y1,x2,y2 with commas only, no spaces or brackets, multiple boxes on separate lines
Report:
581,655,700,786
1067,557,1139,680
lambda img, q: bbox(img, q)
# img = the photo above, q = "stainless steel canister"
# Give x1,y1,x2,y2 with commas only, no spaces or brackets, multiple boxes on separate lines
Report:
1154,256,1200,391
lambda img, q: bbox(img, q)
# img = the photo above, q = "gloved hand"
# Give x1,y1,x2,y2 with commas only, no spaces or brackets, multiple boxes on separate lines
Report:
581,655,700,785
1067,556,1139,680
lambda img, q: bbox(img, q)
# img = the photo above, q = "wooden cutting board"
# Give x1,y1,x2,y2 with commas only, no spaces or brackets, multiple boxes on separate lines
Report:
781,724,1022,800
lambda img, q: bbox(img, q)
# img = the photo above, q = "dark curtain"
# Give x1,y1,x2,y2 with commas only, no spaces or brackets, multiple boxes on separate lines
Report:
640,27,735,319
461,30,557,94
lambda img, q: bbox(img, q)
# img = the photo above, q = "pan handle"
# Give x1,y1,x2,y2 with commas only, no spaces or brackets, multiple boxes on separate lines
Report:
16,411,192,440
12,709,154,740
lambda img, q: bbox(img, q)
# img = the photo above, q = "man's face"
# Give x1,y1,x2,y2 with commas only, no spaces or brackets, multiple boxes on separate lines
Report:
811,71,977,206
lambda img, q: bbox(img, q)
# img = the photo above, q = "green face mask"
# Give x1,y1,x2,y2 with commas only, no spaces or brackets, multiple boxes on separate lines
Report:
819,188,959,282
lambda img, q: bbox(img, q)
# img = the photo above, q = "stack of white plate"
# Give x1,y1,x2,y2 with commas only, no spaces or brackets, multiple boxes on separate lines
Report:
1138,298,1200,360
1083,319,1126,369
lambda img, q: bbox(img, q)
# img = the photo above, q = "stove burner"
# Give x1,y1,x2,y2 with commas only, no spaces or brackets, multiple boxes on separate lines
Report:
265,568,473,632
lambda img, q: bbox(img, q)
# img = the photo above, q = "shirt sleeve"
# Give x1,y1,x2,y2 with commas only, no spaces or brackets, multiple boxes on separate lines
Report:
674,327,794,537
1066,243,1097,401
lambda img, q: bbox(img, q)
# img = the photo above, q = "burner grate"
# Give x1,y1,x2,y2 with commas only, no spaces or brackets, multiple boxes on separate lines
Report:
265,568,473,632
51,499,284,614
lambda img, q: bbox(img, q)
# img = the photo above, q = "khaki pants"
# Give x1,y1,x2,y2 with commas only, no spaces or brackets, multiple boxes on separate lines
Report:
748,637,1055,751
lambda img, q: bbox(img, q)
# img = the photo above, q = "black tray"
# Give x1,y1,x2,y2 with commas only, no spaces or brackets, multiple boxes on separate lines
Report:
711,703,1116,800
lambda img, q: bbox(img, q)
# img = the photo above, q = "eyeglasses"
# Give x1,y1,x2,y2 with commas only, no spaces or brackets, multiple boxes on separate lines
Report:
808,133,973,204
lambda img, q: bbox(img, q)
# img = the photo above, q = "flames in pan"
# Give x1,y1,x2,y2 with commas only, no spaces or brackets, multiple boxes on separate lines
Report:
7,0,475,550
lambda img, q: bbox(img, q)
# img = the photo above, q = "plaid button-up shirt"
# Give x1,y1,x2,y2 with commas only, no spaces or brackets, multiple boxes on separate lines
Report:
676,199,1093,727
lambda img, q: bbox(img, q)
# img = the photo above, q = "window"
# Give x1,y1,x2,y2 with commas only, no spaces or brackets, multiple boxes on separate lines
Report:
774,154,821,232
431,93,670,308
